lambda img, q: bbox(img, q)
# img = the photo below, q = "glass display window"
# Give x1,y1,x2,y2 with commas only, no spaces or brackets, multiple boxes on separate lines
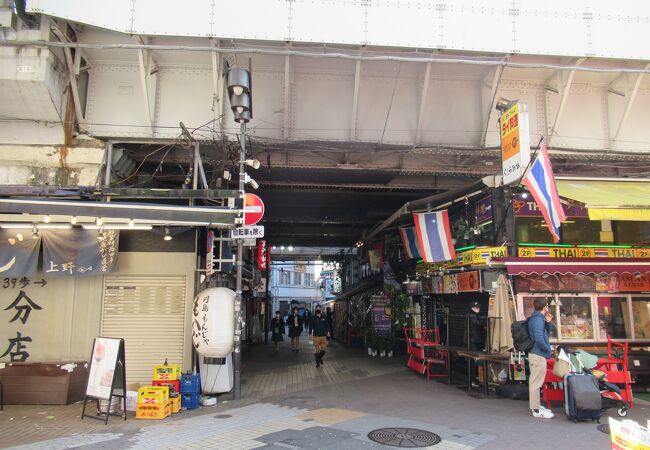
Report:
519,295,558,340
557,296,594,340
596,297,631,339
631,297,650,339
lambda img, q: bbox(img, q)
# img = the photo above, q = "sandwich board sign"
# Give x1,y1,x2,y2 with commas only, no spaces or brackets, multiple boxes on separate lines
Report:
81,337,127,424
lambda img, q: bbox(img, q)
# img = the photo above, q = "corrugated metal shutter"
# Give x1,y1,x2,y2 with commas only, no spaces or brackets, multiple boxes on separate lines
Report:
101,276,187,386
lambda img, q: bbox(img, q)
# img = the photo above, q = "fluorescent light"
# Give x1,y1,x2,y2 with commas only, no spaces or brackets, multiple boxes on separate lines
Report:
0,223,72,229
82,224,152,230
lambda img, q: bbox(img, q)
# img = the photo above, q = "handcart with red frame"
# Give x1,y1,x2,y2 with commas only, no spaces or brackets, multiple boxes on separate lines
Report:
404,327,448,380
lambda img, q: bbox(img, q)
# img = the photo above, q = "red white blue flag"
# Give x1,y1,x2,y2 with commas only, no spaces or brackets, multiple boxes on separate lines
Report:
398,227,422,260
412,210,456,263
522,141,566,243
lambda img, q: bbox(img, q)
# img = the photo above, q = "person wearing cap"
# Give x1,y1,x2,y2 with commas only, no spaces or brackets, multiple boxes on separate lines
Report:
528,298,556,419
467,300,486,388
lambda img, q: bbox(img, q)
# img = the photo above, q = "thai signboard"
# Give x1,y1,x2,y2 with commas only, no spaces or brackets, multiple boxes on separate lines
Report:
515,272,650,293
513,194,588,218
500,102,531,186
518,246,650,259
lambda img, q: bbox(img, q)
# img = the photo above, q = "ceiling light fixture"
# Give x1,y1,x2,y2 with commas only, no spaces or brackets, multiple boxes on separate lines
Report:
70,216,77,225
31,225,38,239
164,227,172,241
43,215,51,223
96,217,103,227
128,219,135,227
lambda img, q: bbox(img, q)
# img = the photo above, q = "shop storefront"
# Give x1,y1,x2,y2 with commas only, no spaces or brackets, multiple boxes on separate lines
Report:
501,254,650,344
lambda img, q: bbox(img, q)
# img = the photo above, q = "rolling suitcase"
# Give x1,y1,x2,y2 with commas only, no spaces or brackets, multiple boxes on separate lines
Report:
564,373,602,422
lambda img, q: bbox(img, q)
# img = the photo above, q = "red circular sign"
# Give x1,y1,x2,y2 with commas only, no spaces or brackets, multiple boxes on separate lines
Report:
244,193,265,226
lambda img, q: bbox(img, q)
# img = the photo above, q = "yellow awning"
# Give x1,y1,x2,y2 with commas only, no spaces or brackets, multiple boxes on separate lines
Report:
556,179,650,221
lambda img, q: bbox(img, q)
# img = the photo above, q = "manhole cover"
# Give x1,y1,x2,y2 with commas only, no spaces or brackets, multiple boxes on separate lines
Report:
368,428,441,448
214,414,232,419
597,424,610,435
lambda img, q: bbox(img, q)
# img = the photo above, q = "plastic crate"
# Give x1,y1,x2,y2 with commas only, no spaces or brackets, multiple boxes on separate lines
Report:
135,400,172,420
181,392,200,410
180,373,201,394
170,396,181,414
153,364,182,381
137,386,169,405
152,379,180,396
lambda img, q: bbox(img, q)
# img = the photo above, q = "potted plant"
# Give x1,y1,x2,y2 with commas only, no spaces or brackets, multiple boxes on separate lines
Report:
366,330,377,357
384,333,396,357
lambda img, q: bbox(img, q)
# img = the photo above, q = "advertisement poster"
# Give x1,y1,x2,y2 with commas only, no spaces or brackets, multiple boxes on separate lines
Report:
86,337,121,400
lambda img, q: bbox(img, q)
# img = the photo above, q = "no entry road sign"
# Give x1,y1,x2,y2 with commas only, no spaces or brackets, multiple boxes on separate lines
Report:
244,193,265,226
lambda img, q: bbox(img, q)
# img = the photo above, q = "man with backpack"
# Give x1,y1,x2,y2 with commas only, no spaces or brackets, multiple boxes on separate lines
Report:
528,298,556,419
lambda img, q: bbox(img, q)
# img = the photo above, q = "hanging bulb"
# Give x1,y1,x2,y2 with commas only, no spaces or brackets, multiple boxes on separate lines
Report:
16,233,24,242
96,217,103,226
70,216,77,225
164,227,172,241
43,215,51,223
232,86,244,96
288,245,294,251
236,106,244,114
521,192,529,199
128,219,135,227
31,225,39,240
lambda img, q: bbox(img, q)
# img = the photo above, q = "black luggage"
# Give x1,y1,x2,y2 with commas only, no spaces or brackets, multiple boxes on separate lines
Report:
564,373,602,422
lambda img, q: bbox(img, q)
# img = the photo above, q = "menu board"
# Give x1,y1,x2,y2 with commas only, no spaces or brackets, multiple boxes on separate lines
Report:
86,337,123,400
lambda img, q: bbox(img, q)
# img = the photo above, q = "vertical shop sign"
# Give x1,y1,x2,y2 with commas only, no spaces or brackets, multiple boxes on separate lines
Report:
371,294,391,333
1,276,47,362
257,240,268,271
500,102,531,186
206,231,214,276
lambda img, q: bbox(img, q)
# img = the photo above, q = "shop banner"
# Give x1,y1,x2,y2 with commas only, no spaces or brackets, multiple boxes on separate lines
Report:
42,229,118,276
518,246,650,259
609,417,650,450
404,281,422,295
500,102,531,186
513,194,588,218
515,272,650,293
0,230,40,277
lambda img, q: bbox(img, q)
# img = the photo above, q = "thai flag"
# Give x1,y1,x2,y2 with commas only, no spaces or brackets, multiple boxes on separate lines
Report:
522,141,566,243
412,210,456,263
398,227,422,259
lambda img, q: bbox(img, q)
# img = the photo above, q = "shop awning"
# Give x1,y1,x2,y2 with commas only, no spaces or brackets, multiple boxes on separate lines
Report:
499,257,650,275
334,275,382,301
556,178,650,221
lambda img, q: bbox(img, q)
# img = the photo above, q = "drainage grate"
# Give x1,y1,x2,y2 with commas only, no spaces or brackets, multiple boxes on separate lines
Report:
597,424,610,435
214,414,232,419
368,428,441,448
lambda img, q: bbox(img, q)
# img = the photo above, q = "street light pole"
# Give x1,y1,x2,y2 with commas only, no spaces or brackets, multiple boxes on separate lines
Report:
233,120,246,400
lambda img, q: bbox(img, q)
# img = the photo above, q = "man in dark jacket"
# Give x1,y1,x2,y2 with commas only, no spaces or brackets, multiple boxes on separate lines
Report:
309,305,330,368
468,301,486,388
528,298,556,419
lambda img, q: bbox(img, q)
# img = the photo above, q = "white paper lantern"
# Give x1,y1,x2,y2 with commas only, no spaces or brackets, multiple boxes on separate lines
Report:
192,287,235,357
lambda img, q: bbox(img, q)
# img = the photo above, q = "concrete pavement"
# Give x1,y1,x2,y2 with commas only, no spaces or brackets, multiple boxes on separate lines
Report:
0,339,648,449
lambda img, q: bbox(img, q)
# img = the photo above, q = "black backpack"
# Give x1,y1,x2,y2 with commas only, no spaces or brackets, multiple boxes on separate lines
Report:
511,318,533,352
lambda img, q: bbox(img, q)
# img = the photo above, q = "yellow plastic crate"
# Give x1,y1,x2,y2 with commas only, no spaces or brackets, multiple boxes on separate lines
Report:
135,400,172,420
137,386,169,405
153,364,182,381
170,396,181,414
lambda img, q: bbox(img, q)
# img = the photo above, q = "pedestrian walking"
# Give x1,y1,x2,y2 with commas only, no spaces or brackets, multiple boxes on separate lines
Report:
303,309,311,331
270,311,285,352
287,306,303,352
326,306,334,341
309,305,330,368
528,298,556,419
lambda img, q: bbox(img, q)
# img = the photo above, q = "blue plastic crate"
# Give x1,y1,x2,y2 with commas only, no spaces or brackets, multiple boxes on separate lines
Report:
181,392,200,410
180,374,201,394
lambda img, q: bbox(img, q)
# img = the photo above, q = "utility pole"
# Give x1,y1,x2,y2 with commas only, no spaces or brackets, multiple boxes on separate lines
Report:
233,120,246,400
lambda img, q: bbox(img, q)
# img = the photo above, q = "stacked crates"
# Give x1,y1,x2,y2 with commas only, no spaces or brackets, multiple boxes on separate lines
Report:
135,386,171,419
180,373,201,410
151,364,182,415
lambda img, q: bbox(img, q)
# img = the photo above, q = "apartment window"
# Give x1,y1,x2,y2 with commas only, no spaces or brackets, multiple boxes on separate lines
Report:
280,270,291,285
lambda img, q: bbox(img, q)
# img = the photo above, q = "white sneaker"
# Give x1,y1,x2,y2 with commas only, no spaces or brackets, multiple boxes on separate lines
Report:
532,409,554,419
539,405,551,412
